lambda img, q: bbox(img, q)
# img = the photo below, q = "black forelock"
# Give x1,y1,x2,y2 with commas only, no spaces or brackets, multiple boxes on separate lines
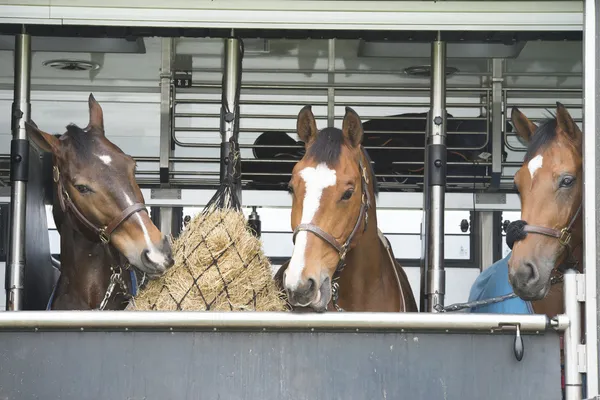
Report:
65,123,94,155
306,127,344,166
305,126,379,196
524,114,557,162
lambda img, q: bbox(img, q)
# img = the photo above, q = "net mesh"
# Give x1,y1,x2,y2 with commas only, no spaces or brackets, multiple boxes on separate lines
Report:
129,207,288,311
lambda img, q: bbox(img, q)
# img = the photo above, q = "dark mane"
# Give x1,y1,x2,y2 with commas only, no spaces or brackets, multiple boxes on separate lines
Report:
524,115,557,161
305,127,379,196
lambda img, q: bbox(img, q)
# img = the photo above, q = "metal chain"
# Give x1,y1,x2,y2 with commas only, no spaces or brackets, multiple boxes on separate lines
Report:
97,265,132,311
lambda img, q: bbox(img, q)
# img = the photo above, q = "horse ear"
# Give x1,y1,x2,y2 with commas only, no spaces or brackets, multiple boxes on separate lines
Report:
296,105,318,146
25,121,60,154
511,107,537,143
342,106,364,148
87,93,105,132
556,102,582,144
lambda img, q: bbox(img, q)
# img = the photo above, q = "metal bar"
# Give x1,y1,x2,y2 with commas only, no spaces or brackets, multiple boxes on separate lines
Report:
474,211,496,270
583,0,600,396
159,37,173,186
190,82,489,92
6,32,31,311
0,311,559,332
327,38,335,127
491,59,504,190
422,33,447,312
219,37,242,203
563,270,583,400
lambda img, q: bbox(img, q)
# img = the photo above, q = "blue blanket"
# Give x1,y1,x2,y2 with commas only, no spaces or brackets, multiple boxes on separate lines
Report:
467,252,533,314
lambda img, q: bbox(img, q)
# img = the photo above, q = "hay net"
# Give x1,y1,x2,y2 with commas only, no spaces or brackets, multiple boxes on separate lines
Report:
130,38,287,312
130,207,287,311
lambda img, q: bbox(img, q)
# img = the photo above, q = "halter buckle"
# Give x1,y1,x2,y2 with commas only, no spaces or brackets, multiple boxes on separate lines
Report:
53,166,60,183
559,228,572,247
99,228,110,244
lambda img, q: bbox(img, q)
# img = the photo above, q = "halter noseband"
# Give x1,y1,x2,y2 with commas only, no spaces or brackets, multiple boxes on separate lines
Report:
291,155,372,290
506,203,582,277
53,165,147,244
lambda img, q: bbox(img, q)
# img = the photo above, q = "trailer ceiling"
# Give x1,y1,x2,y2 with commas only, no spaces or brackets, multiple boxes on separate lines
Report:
0,1,583,32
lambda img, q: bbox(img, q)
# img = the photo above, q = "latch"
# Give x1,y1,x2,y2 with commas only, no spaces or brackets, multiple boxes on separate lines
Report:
496,322,524,361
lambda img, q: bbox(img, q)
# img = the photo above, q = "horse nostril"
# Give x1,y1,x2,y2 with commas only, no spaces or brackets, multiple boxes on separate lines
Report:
522,261,540,285
306,278,316,293
141,249,152,265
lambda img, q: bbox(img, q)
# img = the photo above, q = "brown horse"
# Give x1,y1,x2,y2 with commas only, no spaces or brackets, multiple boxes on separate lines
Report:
25,94,174,310
274,106,418,313
507,103,583,317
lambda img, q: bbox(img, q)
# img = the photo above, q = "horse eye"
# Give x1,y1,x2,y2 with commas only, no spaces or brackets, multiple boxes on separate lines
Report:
74,184,92,194
560,175,575,188
341,189,354,201
287,184,294,195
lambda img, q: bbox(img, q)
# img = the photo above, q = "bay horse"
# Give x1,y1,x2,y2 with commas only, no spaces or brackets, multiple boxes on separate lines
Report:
25,94,174,310
506,102,583,317
274,106,418,312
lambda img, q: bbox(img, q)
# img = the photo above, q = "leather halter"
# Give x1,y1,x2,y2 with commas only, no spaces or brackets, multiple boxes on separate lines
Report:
506,203,582,280
53,165,147,244
52,164,146,310
292,156,372,275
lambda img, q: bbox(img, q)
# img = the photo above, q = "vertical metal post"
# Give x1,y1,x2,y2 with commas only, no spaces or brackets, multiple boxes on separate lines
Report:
158,38,175,236
220,37,242,203
490,58,504,190
583,0,600,396
474,211,496,270
327,39,335,127
563,270,583,400
421,33,447,312
6,32,31,311
159,38,173,186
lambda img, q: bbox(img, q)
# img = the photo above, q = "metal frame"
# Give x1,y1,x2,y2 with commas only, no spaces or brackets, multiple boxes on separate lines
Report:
6,32,31,311
421,34,447,312
0,310,563,333
0,1,583,31
583,0,600,397
219,37,242,202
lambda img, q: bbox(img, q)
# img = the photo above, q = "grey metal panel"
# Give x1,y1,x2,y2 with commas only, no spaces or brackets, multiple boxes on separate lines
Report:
0,330,561,400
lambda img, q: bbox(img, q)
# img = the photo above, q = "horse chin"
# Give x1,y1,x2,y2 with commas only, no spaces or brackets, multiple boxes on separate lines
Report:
513,281,550,302
309,280,332,313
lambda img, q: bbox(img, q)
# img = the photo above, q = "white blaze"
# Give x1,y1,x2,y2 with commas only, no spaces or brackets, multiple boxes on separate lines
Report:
284,163,337,290
123,194,167,266
527,154,544,180
98,155,112,165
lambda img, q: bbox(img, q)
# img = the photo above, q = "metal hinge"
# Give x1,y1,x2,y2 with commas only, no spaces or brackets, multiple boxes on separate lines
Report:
577,343,587,373
576,274,586,303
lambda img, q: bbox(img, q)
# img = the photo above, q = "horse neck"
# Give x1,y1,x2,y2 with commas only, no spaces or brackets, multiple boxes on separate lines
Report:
52,195,129,310
335,160,399,311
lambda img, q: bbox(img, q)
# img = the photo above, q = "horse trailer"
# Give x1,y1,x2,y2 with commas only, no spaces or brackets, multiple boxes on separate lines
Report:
0,1,597,399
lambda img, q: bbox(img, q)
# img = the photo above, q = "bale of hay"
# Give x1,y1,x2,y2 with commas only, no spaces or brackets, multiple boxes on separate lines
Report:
128,208,289,312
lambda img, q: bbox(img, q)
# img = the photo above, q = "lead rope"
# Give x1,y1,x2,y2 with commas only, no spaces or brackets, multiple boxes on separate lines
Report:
434,257,578,313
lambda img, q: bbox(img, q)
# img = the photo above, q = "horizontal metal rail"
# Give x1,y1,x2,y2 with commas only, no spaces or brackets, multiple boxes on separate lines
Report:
0,311,566,333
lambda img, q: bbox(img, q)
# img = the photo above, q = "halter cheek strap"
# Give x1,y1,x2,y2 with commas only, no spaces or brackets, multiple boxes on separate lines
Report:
53,165,147,244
